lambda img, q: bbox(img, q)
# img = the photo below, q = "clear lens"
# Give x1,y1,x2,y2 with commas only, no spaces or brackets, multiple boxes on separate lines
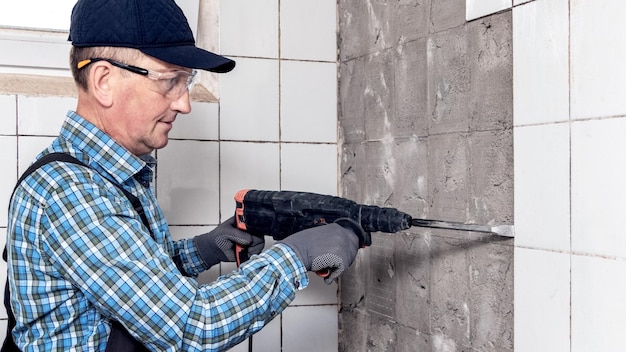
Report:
146,70,197,97
186,70,198,93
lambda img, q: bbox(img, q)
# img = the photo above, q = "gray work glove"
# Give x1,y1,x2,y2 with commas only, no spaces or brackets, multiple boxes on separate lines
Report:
194,216,265,268
280,218,363,284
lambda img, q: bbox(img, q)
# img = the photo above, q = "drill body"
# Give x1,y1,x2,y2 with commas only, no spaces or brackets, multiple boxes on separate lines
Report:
234,189,413,247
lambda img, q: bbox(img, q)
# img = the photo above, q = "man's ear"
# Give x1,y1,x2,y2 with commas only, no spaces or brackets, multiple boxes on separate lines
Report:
89,63,114,108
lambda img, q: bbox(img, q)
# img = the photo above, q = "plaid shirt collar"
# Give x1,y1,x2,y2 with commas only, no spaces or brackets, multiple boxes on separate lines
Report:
60,111,155,186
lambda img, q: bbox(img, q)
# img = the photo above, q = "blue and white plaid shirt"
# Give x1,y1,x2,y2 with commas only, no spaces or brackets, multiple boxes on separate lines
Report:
6,111,308,351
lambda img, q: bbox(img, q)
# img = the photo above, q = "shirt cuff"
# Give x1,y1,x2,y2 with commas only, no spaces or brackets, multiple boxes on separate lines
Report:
260,243,309,291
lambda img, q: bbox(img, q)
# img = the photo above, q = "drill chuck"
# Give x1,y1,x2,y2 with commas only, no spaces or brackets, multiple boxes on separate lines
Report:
357,205,413,233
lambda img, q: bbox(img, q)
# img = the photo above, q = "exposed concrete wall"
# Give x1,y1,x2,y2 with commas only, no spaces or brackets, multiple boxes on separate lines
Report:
337,1,514,351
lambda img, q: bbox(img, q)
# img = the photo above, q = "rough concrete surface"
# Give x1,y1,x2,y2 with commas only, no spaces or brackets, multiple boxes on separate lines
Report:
338,1,513,351
338,0,431,62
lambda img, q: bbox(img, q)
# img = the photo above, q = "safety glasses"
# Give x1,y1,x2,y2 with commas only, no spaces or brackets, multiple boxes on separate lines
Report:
77,58,197,98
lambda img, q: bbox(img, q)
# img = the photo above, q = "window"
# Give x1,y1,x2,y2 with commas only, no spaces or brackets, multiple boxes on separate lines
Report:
0,0,219,101
0,1,75,31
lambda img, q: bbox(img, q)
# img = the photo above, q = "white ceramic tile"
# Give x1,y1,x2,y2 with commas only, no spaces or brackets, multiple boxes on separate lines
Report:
514,247,570,352
280,0,337,61
282,306,338,352
220,58,280,142
220,0,279,58
0,137,17,227
513,0,569,126
176,0,199,37
169,101,218,140
571,254,626,352
571,0,626,120
156,140,220,225
0,227,5,319
219,142,280,216
0,320,6,343
513,0,532,5
17,136,56,174
281,61,337,143
467,0,511,21
291,276,338,306
0,95,16,135
281,143,338,196
250,314,281,352
514,124,570,251
17,96,75,136
228,338,248,352
571,118,626,258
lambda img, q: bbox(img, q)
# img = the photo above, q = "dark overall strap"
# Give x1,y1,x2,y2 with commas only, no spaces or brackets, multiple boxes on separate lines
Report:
2,153,151,352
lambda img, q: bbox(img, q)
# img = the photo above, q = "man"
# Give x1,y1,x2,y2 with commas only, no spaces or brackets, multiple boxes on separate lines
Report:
4,0,361,351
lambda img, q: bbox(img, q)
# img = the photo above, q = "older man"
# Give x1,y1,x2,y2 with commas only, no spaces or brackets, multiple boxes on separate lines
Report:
3,0,361,351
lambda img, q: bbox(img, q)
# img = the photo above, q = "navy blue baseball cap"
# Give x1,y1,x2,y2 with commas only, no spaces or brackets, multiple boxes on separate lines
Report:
68,0,235,73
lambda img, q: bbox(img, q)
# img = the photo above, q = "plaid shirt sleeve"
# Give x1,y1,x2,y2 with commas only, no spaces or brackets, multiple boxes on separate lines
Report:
8,161,309,351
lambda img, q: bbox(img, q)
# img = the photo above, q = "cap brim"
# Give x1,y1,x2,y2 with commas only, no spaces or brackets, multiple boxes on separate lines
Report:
141,45,235,73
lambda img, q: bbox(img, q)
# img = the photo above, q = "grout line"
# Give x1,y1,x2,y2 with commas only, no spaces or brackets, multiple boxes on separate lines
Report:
567,0,573,349
15,95,19,180
192,139,336,145
514,114,626,129
217,98,223,223
278,0,283,194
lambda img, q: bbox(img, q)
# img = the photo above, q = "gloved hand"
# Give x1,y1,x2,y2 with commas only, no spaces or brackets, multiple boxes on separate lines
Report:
193,216,265,268
280,218,363,284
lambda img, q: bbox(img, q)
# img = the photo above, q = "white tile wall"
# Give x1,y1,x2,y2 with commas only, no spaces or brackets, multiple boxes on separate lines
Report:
281,143,338,195
0,137,17,228
571,0,626,120
466,0,511,21
571,118,626,258
282,306,339,352
514,0,626,351
514,248,570,352
0,95,16,135
168,101,219,140
280,0,337,61
512,0,569,126
157,140,220,225
17,96,76,136
514,123,569,251
250,316,281,352
281,61,338,143
0,321,5,341
220,0,279,58
219,57,280,142
571,255,626,352
17,136,56,173
219,141,281,214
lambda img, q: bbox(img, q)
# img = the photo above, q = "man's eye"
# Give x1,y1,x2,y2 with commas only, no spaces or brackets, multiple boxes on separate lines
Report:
160,77,178,92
